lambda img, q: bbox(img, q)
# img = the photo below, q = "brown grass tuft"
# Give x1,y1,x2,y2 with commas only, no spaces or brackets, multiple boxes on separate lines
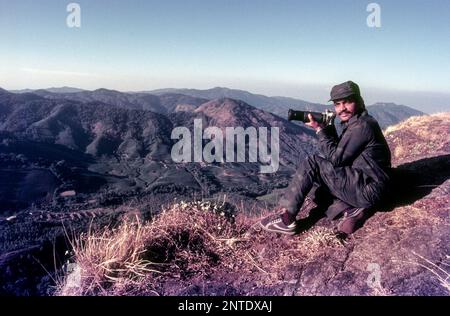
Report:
299,227,345,253
57,200,253,295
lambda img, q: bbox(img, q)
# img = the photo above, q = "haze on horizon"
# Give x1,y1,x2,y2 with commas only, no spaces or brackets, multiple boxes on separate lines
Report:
1,0,450,113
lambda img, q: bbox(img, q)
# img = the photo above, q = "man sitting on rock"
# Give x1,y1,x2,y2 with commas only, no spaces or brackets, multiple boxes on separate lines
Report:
260,81,392,237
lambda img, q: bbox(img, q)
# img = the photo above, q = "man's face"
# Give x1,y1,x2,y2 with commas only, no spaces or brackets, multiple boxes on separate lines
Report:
334,98,357,122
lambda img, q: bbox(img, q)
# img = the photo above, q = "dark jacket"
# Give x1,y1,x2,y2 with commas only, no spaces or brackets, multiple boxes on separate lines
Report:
317,110,391,185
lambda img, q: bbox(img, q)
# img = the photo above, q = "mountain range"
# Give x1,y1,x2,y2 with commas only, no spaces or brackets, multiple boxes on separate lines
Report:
9,86,425,129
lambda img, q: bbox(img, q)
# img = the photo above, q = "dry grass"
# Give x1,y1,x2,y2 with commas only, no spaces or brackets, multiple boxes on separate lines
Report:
58,218,163,295
56,198,346,296
384,112,450,134
391,251,450,295
299,227,345,253
56,199,253,295
384,112,450,164
409,252,449,294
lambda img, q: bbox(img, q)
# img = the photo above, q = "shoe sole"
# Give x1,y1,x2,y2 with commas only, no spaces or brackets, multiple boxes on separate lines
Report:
259,222,297,236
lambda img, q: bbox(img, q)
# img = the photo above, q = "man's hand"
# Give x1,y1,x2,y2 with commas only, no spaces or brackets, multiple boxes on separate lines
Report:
305,113,325,133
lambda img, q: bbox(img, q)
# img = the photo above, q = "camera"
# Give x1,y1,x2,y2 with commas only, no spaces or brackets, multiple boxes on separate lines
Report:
287,109,335,126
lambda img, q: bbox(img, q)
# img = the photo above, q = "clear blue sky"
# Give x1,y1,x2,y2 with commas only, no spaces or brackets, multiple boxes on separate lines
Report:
1,0,450,112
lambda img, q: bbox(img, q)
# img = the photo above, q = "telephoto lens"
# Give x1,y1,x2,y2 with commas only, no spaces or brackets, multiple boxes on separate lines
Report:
288,110,324,123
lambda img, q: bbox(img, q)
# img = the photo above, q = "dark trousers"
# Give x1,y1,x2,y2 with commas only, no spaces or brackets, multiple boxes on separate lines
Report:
279,154,385,217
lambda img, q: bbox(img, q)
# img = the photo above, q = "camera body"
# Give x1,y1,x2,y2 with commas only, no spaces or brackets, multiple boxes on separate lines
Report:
287,109,336,126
